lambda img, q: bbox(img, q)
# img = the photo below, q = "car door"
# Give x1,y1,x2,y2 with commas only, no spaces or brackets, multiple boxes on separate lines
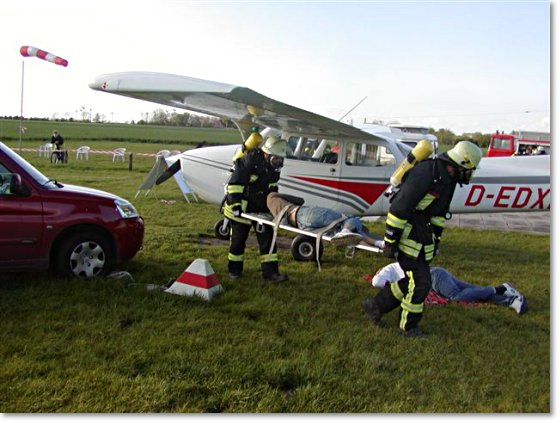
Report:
0,162,45,266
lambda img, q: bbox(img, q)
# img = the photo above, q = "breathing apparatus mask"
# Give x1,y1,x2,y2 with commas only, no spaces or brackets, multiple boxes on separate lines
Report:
261,136,288,169
440,141,482,185
268,155,285,169
455,166,474,185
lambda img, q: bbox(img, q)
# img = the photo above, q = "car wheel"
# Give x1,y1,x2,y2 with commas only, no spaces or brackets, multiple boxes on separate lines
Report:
214,219,230,240
291,234,323,262
54,232,113,278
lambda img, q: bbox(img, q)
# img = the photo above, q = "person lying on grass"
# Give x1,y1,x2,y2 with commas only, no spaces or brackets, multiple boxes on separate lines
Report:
369,262,527,315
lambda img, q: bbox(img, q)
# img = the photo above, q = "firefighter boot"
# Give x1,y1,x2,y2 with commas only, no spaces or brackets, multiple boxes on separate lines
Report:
264,273,289,284
262,262,288,284
362,297,386,328
399,327,427,338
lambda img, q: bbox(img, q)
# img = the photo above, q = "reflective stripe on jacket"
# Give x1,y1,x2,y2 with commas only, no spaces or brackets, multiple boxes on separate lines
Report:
225,149,280,222
386,159,457,260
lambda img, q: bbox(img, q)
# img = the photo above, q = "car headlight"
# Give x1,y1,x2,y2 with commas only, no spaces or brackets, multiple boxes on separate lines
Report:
115,199,139,218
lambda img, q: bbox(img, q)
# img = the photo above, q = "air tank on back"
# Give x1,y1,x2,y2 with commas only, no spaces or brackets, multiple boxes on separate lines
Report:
390,139,434,187
232,127,263,162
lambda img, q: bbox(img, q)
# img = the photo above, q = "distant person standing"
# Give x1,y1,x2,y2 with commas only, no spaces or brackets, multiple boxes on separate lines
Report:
51,130,64,150
50,130,66,163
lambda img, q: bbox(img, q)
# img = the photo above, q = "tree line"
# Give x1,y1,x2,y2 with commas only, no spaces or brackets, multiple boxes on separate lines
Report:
1,111,492,147
431,128,491,148
0,109,232,129
136,109,232,129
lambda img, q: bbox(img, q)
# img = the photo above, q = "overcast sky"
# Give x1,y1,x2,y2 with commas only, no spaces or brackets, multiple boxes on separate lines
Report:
0,0,551,134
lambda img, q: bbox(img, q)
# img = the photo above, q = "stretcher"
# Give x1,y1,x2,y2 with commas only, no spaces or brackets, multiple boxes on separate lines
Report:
237,211,383,271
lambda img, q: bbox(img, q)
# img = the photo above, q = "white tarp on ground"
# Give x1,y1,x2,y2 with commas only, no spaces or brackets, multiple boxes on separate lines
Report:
136,154,198,203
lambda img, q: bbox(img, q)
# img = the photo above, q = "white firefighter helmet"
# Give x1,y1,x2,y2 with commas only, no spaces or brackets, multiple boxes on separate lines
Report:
261,136,288,158
446,141,482,170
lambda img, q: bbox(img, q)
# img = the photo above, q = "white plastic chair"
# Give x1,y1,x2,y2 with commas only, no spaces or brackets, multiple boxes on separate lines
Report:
112,148,126,162
76,146,90,160
38,143,53,158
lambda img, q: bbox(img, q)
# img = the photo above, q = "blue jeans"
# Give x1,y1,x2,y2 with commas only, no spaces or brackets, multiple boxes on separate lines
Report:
295,207,365,235
430,267,511,306
296,206,344,231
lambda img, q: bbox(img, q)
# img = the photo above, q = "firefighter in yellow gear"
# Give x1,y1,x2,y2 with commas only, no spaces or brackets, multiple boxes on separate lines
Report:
363,141,482,337
224,136,290,283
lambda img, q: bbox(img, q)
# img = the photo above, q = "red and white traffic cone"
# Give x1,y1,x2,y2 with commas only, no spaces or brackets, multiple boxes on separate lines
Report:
165,258,223,301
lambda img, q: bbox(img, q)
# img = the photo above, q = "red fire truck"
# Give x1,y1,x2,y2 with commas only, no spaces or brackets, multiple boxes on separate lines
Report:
487,130,550,157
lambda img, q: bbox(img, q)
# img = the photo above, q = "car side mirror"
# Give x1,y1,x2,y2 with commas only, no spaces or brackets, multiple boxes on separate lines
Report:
9,173,31,197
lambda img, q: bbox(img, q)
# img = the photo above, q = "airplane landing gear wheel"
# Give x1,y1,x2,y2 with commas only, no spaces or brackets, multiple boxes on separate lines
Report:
214,218,230,240
291,234,323,262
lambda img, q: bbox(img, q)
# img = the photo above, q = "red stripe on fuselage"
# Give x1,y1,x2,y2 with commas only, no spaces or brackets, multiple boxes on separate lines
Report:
292,176,388,205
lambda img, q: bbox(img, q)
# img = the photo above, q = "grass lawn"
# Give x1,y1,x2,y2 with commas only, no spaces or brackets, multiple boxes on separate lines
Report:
0,138,550,413
0,119,241,146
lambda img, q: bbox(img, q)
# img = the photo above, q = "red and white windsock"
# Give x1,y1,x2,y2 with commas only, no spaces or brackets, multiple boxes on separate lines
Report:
20,46,68,67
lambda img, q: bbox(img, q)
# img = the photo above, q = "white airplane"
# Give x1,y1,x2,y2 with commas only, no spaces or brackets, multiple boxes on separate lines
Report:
350,121,439,152
89,72,550,230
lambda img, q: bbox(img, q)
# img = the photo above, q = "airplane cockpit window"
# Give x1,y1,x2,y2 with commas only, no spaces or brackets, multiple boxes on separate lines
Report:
394,142,412,157
286,136,339,164
343,142,395,167
287,136,299,157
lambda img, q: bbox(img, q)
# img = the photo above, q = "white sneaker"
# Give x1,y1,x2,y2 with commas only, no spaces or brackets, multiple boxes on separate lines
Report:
330,231,363,248
509,295,527,315
502,282,521,298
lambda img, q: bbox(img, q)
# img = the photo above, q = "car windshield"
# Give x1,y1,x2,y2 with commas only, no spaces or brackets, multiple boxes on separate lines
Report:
1,142,51,186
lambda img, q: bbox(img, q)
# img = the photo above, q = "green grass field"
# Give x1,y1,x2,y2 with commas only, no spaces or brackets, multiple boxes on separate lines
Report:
0,133,550,413
0,118,241,146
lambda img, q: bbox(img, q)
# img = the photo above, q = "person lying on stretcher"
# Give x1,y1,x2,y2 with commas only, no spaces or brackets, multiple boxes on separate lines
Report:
266,192,383,248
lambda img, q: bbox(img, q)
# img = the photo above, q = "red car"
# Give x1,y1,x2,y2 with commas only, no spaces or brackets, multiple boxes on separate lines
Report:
0,142,144,278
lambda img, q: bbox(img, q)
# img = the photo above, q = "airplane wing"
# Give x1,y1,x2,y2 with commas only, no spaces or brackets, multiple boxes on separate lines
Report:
89,71,380,140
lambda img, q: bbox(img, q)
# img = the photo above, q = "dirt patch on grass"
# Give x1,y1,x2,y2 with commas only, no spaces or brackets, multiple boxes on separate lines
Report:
197,233,293,250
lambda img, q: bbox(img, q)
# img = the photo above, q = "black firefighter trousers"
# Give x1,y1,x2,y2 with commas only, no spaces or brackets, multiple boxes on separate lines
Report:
228,219,279,278
371,254,432,331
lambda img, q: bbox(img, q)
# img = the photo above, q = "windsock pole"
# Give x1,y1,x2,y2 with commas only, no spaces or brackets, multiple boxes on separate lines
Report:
18,46,68,152
19,61,24,153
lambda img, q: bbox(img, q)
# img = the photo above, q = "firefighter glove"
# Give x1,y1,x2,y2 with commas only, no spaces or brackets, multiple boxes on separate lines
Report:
382,242,398,259
231,204,242,217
